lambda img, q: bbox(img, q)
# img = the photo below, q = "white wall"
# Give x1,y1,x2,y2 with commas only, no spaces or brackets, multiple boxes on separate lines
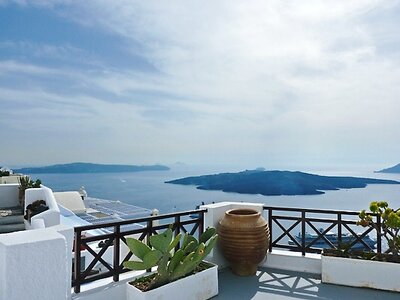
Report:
0,175,22,184
72,279,127,300
25,186,61,229
0,238,4,299
55,225,74,297
0,184,19,208
262,250,321,274
0,225,74,300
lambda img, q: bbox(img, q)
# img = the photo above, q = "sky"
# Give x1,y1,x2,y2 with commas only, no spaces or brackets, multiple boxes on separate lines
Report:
0,1,399,170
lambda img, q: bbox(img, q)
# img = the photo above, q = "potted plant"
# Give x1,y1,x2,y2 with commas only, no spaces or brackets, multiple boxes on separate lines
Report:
123,226,218,300
322,201,400,291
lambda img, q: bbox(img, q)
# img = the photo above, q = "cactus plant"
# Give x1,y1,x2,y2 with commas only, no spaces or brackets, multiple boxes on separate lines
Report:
123,226,218,290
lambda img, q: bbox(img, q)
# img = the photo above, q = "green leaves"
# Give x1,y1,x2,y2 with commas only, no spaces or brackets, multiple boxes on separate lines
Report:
203,235,218,257
123,260,146,270
358,201,400,258
18,176,42,189
200,227,217,244
126,238,152,260
182,234,198,252
167,233,182,252
123,247,162,270
168,249,185,273
378,201,389,209
123,226,218,289
143,250,163,268
387,211,400,229
150,228,173,252
369,202,379,213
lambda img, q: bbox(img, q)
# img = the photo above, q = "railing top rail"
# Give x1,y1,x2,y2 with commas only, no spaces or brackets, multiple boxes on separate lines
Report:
263,205,377,216
74,208,207,232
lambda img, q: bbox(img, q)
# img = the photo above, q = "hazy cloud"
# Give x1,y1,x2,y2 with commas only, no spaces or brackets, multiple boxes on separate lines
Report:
1,0,400,168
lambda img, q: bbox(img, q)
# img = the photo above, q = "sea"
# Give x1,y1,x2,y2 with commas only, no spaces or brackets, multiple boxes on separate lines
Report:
28,166,400,214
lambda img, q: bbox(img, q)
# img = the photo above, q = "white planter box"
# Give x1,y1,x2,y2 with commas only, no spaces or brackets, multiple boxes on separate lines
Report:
322,255,400,292
126,263,218,300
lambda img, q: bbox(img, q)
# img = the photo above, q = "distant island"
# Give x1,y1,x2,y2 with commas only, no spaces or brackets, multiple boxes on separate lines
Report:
166,170,400,196
15,162,170,174
375,163,400,174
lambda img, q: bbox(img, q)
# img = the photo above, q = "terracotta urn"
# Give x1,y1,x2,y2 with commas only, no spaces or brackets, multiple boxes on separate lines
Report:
218,208,270,276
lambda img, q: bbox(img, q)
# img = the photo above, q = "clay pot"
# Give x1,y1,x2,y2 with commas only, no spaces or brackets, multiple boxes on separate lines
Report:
218,208,270,276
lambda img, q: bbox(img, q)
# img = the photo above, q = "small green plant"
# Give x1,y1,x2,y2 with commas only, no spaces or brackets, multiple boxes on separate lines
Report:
123,226,218,290
18,176,42,206
357,201,400,261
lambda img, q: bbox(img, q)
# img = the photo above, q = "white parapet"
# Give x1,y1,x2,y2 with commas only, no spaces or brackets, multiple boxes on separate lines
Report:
25,186,61,229
262,249,321,274
0,175,22,185
322,255,400,291
0,183,19,208
0,225,74,300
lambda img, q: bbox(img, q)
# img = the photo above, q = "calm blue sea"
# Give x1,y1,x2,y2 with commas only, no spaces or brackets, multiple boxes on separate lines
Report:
28,166,400,214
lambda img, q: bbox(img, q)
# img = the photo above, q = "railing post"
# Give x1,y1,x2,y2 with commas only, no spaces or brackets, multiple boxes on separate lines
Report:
301,210,306,256
268,208,272,253
376,214,382,254
199,211,204,239
151,209,160,227
73,230,81,294
146,219,153,246
113,224,120,282
146,220,152,273
337,213,342,249
175,215,181,251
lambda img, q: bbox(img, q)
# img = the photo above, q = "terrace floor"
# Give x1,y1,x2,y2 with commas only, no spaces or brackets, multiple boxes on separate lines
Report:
216,267,399,300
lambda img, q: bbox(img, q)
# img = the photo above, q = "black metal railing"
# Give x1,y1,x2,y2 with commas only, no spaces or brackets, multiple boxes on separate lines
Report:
72,204,385,293
264,206,382,256
73,208,206,293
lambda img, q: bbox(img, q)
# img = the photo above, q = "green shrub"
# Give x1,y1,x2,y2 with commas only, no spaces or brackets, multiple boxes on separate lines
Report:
358,201,400,261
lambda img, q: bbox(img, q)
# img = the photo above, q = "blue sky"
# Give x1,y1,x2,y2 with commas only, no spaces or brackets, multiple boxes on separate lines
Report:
1,1,400,170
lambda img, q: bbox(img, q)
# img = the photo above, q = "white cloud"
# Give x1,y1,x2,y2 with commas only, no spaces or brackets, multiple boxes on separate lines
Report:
1,0,400,167
3,0,72,7
0,60,58,75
